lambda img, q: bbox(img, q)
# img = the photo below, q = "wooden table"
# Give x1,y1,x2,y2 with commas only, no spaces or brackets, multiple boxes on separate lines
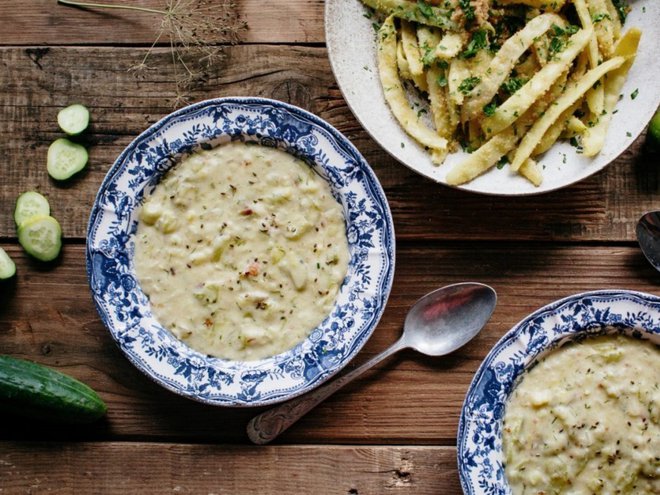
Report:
0,1,658,493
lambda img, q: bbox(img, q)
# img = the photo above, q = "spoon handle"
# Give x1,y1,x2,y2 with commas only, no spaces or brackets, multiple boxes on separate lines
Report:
247,338,407,445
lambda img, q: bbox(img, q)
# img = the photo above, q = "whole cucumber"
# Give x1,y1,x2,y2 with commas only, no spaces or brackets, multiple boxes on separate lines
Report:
0,355,107,423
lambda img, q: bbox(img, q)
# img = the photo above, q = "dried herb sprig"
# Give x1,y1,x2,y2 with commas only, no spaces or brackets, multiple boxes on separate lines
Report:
58,0,248,106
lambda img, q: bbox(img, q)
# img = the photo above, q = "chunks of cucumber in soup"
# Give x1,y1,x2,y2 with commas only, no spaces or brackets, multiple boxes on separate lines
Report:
0,247,16,279
14,191,50,227
47,138,88,181
18,215,62,262
57,104,90,136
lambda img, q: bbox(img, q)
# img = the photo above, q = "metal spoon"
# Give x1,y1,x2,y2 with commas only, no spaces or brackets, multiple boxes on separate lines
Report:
247,282,497,445
637,211,660,272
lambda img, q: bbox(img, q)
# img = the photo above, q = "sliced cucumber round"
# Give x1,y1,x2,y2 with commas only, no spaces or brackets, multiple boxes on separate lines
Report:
47,138,88,181
18,215,62,262
14,191,50,227
57,104,90,136
0,247,16,279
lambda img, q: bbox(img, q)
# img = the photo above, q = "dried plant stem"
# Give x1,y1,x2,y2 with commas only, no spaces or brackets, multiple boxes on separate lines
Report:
59,0,248,107
58,0,166,15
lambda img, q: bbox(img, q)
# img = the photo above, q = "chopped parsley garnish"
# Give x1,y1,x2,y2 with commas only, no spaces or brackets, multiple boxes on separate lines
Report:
592,13,611,23
631,88,639,100
437,73,448,87
611,0,630,23
548,36,566,56
570,136,584,153
461,29,488,59
552,24,579,36
460,140,477,153
546,24,578,60
421,43,436,66
500,76,528,95
417,0,434,19
458,76,481,95
459,0,475,23
483,101,498,117
496,155,509,169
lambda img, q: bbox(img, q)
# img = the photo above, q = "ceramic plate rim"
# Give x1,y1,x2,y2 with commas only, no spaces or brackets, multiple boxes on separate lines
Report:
86,96,396,407
457,289,660,493
325,0,660,196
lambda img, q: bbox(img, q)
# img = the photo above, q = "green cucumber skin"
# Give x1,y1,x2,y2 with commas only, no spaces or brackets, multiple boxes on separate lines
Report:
0,355,107,423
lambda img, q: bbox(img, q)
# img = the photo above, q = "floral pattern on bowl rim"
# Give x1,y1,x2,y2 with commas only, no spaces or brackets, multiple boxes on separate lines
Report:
86,97,395,407
457,289,660,494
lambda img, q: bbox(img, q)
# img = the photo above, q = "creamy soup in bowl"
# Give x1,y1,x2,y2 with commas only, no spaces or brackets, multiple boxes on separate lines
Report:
503,334,659,494
457,290,660,494
133,143,350,361
87,97,394,406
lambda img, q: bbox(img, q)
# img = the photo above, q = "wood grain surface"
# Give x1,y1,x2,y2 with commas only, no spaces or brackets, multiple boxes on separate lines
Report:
1,243,658,445
0,45,657,242
0,443,459,494
0,0,325,45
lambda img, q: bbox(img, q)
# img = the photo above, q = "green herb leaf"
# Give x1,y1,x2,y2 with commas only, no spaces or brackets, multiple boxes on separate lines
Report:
611,0,630,23
548,36,565,56
496,155,509,169
592,13,611,23
458,76,481,95
483,101,498,116
459,0,475,22
552,24,565,36
500,76,528,95
461,29,488,59
417,0,434,19
421,43,436,66
552,24,579,36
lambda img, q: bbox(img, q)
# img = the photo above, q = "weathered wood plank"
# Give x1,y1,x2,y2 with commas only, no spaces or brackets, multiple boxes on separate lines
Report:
0,442,460,494
1,46,657,243
1,242,658,443
0,0,325,45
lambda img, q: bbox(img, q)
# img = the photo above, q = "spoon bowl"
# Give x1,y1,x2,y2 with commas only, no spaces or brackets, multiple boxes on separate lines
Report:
637,211,660,272
404,283,498,356
247,282,497,444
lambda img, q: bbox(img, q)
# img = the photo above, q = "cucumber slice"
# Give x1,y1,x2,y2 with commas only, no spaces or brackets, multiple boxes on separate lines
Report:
47,138,88,181
0,247,16,279
14,191,50,227
57,104,90,136
18,215,62,262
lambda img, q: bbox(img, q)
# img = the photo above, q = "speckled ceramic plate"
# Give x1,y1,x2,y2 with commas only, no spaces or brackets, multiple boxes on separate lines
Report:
457,289,660,494
87,97,395,406
325,0,660,195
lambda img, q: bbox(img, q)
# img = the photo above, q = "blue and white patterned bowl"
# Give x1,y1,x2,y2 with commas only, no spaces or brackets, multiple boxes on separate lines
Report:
86,97,395,406
458,289,660,494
